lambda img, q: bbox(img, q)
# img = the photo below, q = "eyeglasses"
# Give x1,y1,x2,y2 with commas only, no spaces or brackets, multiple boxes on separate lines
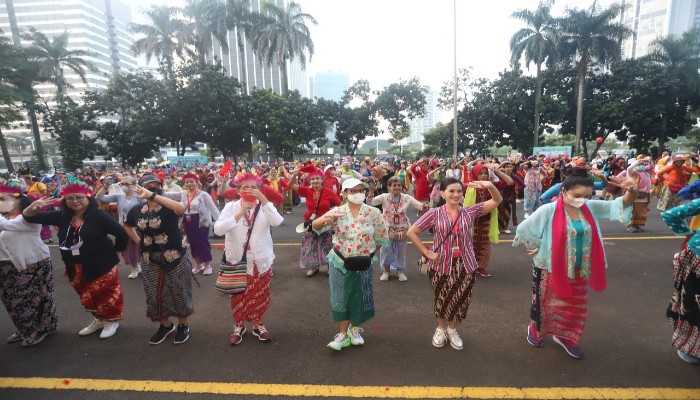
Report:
346,189,367,194
65,196,87,202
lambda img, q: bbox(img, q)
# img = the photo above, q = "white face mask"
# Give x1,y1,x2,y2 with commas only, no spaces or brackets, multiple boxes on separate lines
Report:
567,194,586,208
0,197,17,213
347,193,366,204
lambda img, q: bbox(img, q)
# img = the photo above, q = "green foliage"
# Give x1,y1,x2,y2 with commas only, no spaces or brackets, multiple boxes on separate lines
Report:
41,95,99,171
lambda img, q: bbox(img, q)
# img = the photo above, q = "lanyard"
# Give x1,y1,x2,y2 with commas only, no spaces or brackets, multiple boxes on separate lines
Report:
186,190,200,213
60,219,84,248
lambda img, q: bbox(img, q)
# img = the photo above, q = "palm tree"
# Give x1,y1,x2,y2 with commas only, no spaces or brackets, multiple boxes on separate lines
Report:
225,0,255,93
23,28,95,98
249,0,316,96
6,135,31,164
647,27,700,152
4,0,21,46
182,0,229,65
510,0,559,148
0,31,21,172
130,6,188,82
558,1,631,154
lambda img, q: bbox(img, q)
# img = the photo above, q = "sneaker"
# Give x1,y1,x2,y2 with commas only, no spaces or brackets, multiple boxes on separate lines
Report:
149,323,176,345
78,318,104,336
21,332,50,347
397,271,408,282
432,327,446,348
524,212,530,219
553,335,584,359
626,226,637,233
100,321,119,339
128,266,141,279
347,326,364,346
174,324,189,344
327,332,351,351
229,324,246,345
446,327,463,350
379,271,389,281
253,325,272,342
306,268,319,277
503,229,511,234
6,332,21,343
677,350,700,364
526,324,544,347
191,264,205,274
202,266,213,276
475,268,492,278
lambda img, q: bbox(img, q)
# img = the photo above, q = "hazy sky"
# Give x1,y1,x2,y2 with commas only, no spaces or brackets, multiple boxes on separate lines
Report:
123,0,615,92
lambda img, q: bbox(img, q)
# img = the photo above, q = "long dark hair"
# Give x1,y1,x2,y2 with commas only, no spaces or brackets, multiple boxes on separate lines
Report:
435,178,463,208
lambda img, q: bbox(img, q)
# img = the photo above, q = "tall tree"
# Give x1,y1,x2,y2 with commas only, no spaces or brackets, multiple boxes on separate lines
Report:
250,0,316,95
646,27,700,152
22,28,95,98
41,94,99,171
225,0,255,93
558,1,630,155
0,30,23,172
510,0,558,147
130,6,188,82
4,0,21,46
182,0,229,65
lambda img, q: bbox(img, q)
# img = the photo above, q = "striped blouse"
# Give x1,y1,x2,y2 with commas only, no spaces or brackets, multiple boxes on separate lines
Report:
413,203,485,275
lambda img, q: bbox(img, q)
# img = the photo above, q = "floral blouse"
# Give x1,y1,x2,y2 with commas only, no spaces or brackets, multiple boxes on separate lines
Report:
368,193,423,231
662,198,700,255
315,203,389,273
125,203,185,271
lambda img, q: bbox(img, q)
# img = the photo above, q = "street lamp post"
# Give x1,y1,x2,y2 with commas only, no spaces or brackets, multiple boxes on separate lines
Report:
452,0,458,161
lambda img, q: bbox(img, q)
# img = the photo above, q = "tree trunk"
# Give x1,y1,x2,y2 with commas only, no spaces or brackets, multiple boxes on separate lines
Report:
659,112,668,153
574,57,588,156
0,127,15,173
533,62,542,148
5,0,21,46
281,58,289,97
26,105,46,170
237,28,248,94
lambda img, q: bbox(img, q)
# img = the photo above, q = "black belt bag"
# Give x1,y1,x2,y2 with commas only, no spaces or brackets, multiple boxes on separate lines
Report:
333,248,375,272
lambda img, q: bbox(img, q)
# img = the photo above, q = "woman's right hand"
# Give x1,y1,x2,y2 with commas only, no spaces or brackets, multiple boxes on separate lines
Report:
527,247,539,256
425,251,440,263
29,197,54,212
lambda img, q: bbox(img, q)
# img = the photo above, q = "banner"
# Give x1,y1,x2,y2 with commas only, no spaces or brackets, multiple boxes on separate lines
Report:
532,146,573,157
166,155,208,167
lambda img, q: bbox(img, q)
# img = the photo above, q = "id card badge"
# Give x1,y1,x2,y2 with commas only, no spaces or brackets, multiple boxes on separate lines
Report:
70,242,83,256
185,215,192,223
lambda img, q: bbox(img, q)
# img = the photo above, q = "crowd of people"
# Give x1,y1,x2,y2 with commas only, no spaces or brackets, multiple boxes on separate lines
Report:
1,152,699,365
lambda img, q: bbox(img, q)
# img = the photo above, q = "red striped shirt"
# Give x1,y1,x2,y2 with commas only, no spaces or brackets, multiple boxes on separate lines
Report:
413,203,484,275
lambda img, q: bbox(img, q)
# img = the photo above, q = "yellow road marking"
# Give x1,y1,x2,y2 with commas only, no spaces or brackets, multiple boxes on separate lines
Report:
0,378,698,399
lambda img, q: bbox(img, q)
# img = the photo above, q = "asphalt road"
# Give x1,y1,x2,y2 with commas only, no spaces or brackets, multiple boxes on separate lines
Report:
1,200,699,400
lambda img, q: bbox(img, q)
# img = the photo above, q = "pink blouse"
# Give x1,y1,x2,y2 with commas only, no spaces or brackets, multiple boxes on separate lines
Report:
413,203,485,275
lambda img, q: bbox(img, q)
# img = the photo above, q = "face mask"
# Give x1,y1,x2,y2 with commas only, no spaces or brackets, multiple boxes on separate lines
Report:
121,186,132,194
347,193,366,204
165,179,173,185
0,198,17,213
567,194,586,208
150,187,163,196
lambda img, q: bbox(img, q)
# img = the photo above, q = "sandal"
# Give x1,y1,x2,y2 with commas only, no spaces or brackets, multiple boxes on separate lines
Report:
6,332,21,343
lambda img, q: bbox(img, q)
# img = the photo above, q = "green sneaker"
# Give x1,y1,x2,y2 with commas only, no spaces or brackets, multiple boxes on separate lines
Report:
327,332,351,351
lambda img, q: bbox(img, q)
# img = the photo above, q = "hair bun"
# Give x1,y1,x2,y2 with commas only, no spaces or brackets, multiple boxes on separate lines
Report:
569,167,589,178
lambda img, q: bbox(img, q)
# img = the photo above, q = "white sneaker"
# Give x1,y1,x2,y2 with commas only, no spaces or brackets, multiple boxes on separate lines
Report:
347,325,364,346
379,271,389,281
100,321,119,339
79,318,104,336
327,332,351,351
128,266,141,279
397,271,408,282
524,212,530,219
432,327,446,348
503,229,511,234
446,327,463,350
306,268,318,277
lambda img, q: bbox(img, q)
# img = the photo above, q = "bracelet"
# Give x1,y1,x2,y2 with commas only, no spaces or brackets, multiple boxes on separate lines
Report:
149,192,157,200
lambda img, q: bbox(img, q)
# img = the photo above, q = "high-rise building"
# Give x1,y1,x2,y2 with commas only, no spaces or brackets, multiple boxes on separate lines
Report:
619,0,700,59
408,90,438,145
210,0,307,96
311,71,349,102
0,0,137,99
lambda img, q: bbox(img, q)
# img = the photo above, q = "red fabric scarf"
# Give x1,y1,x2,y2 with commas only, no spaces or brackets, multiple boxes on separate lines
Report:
551,197,607,298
